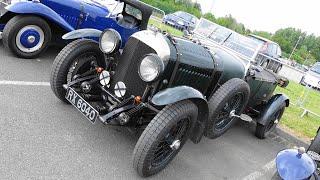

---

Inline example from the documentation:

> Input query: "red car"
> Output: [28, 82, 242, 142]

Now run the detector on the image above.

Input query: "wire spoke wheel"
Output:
[66, 52, 98, 84]
[214, 92, 244, 131]
[50, 39, 105, 103]
[255, 103, 286, 139]
[133, 101, 198, 177]
[151, 119, 190, 167]
[205, 78, 250, 139]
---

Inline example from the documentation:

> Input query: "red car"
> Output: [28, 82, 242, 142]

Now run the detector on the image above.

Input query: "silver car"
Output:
[300, 62, 320, 89]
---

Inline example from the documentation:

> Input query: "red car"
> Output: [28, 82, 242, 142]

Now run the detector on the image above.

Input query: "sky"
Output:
[197, 0, 320, 36]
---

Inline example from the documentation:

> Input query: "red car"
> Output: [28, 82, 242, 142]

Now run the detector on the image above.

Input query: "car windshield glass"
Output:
[193, 18, 262, 64]
[193, 19, 231, 43]
[125, 4, 142, 20]
[175, 11, 193, 21]
[222, 33, 262, 61]
[86, 0, 124, 17]
[311, 64, 320, 74]
[248, 36, 266, 44]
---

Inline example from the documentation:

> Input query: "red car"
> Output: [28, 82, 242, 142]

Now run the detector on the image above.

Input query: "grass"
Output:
[148, 18, 184, 37]
[275, 81, 320, 139]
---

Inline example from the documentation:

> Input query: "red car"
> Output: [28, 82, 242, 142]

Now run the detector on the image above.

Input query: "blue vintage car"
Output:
[0, 0, 153, 58]
[163, 11, 198, 32]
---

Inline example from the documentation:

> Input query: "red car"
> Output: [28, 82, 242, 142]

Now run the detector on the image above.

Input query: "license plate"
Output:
[65, 88, 98, 124]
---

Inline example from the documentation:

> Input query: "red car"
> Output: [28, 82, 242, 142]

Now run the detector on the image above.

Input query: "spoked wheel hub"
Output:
[67, 52, 99, 84]
[214, 92, 244, 131]
[151, 119, 189, 168]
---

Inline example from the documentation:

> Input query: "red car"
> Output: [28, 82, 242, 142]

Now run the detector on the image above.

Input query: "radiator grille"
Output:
[111, 37, 156, 98]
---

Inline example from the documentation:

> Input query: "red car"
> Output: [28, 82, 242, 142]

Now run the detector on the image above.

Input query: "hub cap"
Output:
[16, 25, 45, 53]
[215, 93, 244, 131]
[170, 140, 181, 150]
[151, 119, 189, 167]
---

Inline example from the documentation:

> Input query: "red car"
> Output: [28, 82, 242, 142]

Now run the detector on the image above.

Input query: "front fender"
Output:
[6, 1, 74, 31]
[257, 94, 289, 126]
[152, 86, 209, 144]
[62, 28, 102, 40]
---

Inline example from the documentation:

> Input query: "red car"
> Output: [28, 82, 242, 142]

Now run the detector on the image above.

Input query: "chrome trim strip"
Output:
[131, 30, 171, 62]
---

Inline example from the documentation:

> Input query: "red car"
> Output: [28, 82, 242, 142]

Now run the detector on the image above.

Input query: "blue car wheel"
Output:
[16, 25, 45, 53]
[3, 15, 51, 59]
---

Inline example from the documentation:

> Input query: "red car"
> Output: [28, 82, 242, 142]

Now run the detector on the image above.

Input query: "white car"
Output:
[300, 62, 320, 89]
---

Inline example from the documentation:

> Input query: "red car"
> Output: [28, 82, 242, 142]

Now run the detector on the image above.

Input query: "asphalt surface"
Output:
[0, 41, 294, 180]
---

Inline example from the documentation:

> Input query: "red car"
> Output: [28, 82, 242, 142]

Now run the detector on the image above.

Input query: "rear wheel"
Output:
[133, 100, 198, 177]
[255, 103, 286, 139]
[205, 78, 250, 139]
[3, 15, 51, 58]
[50, 39, 105, 103]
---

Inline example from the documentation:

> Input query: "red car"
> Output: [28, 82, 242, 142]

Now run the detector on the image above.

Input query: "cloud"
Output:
[198, 0, 320, 35]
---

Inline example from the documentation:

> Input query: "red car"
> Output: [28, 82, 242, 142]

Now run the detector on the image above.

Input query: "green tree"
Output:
[252, 31, 272, 39]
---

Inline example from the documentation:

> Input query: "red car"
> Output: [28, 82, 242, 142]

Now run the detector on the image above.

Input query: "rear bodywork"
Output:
[192, 18, 290, 124]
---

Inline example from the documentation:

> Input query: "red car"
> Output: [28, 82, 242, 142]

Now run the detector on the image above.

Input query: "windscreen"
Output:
[193, 18, 232, 44]
[311, 63, 320, 74]
[224, 33, 263, 60]
[193, 18, 262, 62]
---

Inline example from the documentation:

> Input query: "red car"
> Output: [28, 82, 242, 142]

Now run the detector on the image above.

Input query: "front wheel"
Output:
[50, 39, 105, 103]
[133, 100, 198, 177]
[255, 103, 286, 139]
[205, 78, 250, 139]
[3, 15, 51, 58]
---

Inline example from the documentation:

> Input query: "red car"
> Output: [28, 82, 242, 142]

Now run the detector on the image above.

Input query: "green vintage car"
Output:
[49, 22, 289, 176]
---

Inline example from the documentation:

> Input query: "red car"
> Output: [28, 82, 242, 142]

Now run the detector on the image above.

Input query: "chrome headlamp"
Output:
[99, 29, 121, 54]
[138, 54, 164, 83]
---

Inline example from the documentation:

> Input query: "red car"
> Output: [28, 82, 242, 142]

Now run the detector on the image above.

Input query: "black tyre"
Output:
[133, 100, 198, 177]
[308, 128, 320, 154]
[255, 103, 286, 139]
[3, 15, 51, 59]
[205, 78, 250, 139]
[50, 39, 105, 103]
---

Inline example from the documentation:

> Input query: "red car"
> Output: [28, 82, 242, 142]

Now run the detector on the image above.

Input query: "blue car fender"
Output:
[151, 86, 209, 144]
[256, 94, 289, 126]
[62, 28, 102, 40]
[6, 1, 74, 31]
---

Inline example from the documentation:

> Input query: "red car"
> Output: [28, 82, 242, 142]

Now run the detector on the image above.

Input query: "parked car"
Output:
[300, 62, 320, 89]
[248, 34, 283, 73]
[273, 127, 320, 180]
[0, 0, 153, 58]
[163, 11, 198, 32]
[49, 19, 290, 176]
